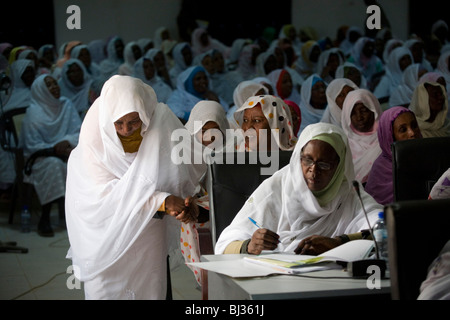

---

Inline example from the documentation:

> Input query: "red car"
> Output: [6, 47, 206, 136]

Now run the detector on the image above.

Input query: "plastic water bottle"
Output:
[21, 205, 31, 233]
[373, 211, 388, 262]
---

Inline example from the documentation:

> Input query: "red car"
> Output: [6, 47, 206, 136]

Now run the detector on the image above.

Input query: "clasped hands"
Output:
[164, 195, 199, 224]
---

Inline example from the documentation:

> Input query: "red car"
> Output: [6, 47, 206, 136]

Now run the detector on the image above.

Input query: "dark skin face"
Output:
[350, 102, 375, 132]
[131, 45, 142, 61]
[335, 85, 355, 109]
[201, 55, 215, 75]
[113, 112, 142, 137]
[279, 72, 293, 99]
[300, 140, 339, 192]
[143, 59, 155, 80]
[192, 71, 208, 94]
[181, 46, 193, 67]
[264, 54, 278, 74]
[247, 139, 340, 255]
[197, 121, 223, 148]
[344, 66, 362, 87]
[21, 66, 36, 87]
[362, 41, 375, 58]
[242, 104, 272, 151]
[77, 48, 91, 68]
[66, 63, 84, 87]
[115, 39, 124, 60]
[393, 112, 421, 141]
[44, 76, 60, 99]
[425, 83, 445, 122]
[398, 54, 412, 72]
[310, 81, 327, 109]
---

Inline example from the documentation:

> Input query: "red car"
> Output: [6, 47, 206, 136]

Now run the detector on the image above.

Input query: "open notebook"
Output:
[244, 239, 374, 274]
[188, 239, 375, 278]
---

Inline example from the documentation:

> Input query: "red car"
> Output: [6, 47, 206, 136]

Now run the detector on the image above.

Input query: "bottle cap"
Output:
[378, 211, 384, 219]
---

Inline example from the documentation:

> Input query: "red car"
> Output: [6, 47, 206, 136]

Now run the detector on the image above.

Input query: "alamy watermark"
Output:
[170, 123, 282, 176]
[66, 4, 382, 31]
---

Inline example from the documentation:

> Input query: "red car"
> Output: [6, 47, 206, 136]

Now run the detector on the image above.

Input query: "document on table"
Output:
[188, 240, 374, 278]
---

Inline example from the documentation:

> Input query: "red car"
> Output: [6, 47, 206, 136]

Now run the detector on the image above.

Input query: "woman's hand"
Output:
[164, 195, 198, 223]
[247, 229, 280, 255]
[294, 235, 342, 255]
[54, 140, 73, 158]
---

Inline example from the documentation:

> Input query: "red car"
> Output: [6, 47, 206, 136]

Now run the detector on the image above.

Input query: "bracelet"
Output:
[338, 234, 350, 244]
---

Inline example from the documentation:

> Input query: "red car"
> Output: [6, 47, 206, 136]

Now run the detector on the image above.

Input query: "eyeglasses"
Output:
[300, 156, 335, 171]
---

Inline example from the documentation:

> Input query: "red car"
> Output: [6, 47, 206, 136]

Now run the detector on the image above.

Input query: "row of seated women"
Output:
[59, 75, 449, 299]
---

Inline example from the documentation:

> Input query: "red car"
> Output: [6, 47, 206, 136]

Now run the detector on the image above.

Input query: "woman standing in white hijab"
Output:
[19, 74, 82, 237]
[65, 75, 205, 300]
[215, 122, 382, 254]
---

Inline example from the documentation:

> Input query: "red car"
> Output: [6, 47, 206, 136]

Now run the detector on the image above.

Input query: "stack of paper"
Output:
[188, 239, 374, 278]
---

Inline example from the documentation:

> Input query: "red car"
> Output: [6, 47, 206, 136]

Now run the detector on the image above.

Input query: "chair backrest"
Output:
[206, 151, 293, 247]
[392, 137, 450, 201]
[0, 107, 28, 152]
[385, 198, 450, 300]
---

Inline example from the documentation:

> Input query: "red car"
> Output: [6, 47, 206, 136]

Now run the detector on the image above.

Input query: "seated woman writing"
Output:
[215, 122, 383, 255]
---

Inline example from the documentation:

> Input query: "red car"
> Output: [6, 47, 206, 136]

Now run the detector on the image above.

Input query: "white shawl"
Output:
[65, 75, 205, 281]
[58, 58, 93, 115]
[298, 74, 327, 134]
[341, 89, 382, 183]
[321, 78, 359, 128]
[215, 122, 382, 254]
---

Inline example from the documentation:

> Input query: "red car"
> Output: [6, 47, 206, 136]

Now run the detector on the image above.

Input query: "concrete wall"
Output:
[291, 0, 409, 40]
[53, 0, 409, 49]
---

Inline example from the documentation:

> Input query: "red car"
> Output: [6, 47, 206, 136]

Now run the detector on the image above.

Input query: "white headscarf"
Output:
[166, 66, 210, 120]
[298, 74, 327, 134]
[388, 63, 421, 107]
[19, 74, 81, 158]
[65, 75, 205, 281]
[58, 58, 93, 114]
[436, 50, 450, 92]
[233, 94, 297, 151]
[169, 42, 192, 86]
[185, 100, 231, 154]
[133, 57, 173, 103]
[341, 89, 382, 183]
[409, 82, 450, 138]
[3, 59, 34, 112]
[118, 41, 141, 76]
[215, 122, 382, 254]
[321, 78, 359, 127]
[384, 46, 413, 88]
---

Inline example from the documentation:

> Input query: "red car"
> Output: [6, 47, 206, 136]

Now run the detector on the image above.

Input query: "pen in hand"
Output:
[248, 217, 281, 243]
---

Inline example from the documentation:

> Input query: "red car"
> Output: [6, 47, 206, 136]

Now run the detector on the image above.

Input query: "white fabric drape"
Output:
[215, 122, 382, 254]
[65, 75, 205, 299]
[341, 89, 382, 184]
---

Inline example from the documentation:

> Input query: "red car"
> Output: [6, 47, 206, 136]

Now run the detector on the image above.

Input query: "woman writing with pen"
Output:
[215, 122, 383, 255]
